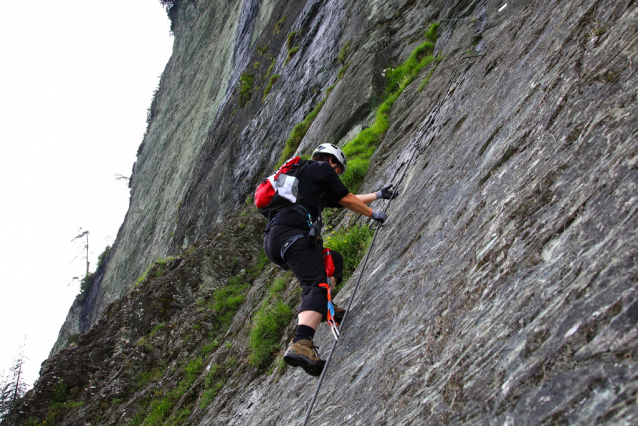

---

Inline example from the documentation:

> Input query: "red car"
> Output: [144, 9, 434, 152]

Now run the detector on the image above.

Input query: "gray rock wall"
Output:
[52, 0, 294, 351]
[91, 0, 245, 322]
[40, 0, 638, 424]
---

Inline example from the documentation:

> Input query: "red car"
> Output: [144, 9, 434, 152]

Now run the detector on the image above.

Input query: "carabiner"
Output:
[327, 319, 340, 340]
[369, 220, 384, 230]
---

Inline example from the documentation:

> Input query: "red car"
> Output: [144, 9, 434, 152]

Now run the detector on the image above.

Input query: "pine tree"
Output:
[0, 344, 28, 424]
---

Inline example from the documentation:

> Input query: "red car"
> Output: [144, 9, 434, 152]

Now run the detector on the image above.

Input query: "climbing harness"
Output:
[275, 233, 305, 271]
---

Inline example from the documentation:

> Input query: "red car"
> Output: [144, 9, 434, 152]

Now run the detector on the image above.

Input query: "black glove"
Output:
[371, 210, 387, 223]
[376, 184, 399, 200]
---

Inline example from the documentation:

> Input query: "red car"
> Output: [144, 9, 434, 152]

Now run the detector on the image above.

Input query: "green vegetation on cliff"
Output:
[340, 23, 440, 192]
[275, 23, 440, 191]
[248, 277, 295, 367]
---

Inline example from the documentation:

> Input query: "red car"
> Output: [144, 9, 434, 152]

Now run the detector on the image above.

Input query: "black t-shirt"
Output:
[271, 161, 350, 228]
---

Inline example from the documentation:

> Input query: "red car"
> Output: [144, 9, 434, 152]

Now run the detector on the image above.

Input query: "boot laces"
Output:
[311, 344, 321, 358]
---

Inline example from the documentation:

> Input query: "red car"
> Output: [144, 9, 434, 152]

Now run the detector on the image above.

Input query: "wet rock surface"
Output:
[33, 0, 638, 425]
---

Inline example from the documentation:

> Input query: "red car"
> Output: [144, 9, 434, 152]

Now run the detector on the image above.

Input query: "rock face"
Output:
[26, 0, 638, 425]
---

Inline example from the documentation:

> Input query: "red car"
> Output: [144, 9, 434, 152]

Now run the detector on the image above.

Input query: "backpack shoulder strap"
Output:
[293, 159, 312, 175]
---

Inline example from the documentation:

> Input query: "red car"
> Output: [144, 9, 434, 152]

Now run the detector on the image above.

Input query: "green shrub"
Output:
[384, 41, 435, 95]
[337, 62, 351, 80]
[149, 323, 165, 337]
[66, 333, 80, 345]
[129, 410, 145, 426]
[204, 364, 220, 388]
[255, 251, 269, 273]
[137, 369, 161, 388]
[156, 256, 175, 265]
[338, 40, 351, 64]
[199, 381, 225, 408]
[285, 47, 300, 66]
[200, 363, 227, 408]
[52, 379, 67, 403]
[266, 58, 276, 76]
[286, 31, 297, 50]
[134, 263, 154, 287]
[201, 340, 219, 355]
[339, 157, 370, 192]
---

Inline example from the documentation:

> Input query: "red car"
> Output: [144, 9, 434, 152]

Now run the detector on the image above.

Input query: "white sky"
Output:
[0, 1, 173, 388]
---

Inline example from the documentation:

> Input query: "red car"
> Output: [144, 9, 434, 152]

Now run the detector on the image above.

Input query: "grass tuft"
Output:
[338, 22, 440, 192]
[212, 283, 249, 327]
[249, 301, 293, 367]
[248, 276, 293, 367]
[323, 224, 374, 286]
[263, 74, 280, 100]
[239, 72, 254, 107]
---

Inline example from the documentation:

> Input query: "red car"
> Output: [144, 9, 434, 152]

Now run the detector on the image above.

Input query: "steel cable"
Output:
[302, 50, 484, 426]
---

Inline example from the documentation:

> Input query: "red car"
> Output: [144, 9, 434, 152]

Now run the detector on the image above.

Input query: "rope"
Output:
[302, 48, 485, 426]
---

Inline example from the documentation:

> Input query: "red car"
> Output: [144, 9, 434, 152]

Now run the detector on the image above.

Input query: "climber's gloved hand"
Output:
[370, 210, 387, 223]
[375, 184, 399, 200]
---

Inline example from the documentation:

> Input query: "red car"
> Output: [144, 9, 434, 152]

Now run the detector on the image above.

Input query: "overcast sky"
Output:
[0, 1, 173, 388]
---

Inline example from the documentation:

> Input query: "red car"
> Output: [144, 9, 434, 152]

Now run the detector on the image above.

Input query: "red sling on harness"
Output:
[320, 248, 339, 340]
[322, 248, 335, 277]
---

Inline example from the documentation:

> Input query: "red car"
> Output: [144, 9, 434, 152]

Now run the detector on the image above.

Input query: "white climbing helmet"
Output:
[311, 143, 347, 174]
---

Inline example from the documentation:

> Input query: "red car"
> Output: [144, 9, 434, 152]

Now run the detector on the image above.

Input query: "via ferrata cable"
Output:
[303, 50, 485, 426]
[303, 181, 404, 426]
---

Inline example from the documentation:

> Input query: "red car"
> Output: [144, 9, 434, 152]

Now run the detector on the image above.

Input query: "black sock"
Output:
[293, 324, 316, 343]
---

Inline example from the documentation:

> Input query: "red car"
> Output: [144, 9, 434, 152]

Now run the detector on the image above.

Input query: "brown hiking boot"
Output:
[283, 339, 325, 376]
[321, 305, 345, 323]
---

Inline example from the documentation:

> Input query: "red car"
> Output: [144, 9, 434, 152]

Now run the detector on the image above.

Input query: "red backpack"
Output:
[255, 157, 311, 220]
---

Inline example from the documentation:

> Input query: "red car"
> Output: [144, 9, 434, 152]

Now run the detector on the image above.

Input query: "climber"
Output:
[262, 143, 399, 376]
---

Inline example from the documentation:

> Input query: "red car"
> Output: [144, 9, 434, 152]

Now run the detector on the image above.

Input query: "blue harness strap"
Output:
[277, 234, 305, 271]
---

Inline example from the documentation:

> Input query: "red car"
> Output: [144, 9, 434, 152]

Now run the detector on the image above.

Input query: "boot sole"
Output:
[283, 351, 325, 377]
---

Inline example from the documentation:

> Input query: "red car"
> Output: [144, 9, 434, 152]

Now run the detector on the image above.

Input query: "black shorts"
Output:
[264, 224, 343, 314]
